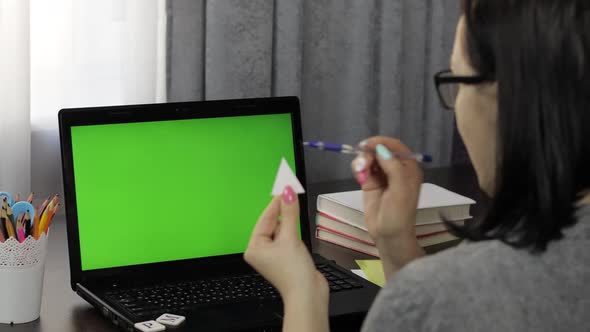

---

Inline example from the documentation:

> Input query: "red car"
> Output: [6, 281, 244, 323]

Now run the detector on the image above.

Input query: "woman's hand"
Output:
[244, 186, 329, 332]
[351, 137, 425, 278]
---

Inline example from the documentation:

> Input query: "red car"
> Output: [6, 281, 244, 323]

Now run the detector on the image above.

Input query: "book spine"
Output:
[316, 225, 375, 246]
[317, 213, 451, 240]
[318, 224, 450, 243]
[315, 229, 379, 257]
[416, 230, 449, 239]
[317, 225, 456, 252]
[317, 211, 368, 231]
[316, 195, 365, 228]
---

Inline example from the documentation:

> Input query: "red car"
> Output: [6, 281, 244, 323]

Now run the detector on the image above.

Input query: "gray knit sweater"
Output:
[361, 205, 590, 331]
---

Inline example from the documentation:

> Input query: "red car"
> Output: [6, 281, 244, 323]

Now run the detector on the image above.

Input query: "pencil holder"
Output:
[0, 233, 48, 324]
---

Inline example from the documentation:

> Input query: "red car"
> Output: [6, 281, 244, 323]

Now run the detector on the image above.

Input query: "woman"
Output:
[245, 0, 590, 330]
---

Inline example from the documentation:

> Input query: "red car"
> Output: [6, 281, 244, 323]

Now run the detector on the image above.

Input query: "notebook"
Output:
[59, 97, 379, 332]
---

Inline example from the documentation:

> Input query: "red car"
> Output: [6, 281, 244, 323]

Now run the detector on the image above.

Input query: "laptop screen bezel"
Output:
[58, 97, 311, 289]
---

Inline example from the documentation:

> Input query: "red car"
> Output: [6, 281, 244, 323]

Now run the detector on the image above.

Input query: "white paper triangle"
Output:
[271, 158, 306, 195]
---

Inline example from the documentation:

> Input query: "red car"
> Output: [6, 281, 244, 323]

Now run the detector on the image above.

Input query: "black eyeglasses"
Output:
[434, 69, 490, 110]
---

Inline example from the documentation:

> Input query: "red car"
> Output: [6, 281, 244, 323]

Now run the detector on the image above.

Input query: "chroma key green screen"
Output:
[70, 113, 297, 271]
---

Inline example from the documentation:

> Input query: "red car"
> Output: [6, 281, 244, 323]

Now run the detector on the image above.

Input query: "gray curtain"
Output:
[167, 0, 460, 182]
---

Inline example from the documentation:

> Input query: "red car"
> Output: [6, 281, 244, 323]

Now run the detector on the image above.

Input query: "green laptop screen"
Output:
[71, 113, 297, 271]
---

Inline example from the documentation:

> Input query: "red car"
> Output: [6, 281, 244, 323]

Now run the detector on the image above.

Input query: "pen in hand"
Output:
[303, 141, 433, 163]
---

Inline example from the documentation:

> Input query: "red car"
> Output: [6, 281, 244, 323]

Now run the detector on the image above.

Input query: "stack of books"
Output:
[315, 183, 475, 257]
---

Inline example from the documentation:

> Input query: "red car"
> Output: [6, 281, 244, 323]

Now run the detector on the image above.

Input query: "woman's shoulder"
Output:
[410, 238, 526, 279]
[402, 213, 590, 285]
[382, 239, 520, 300]
[361, 240, 511, 331]
[362, 234, 589, 331]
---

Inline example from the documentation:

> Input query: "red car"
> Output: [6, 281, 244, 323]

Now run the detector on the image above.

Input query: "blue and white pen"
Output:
[303, 141, 433, 163]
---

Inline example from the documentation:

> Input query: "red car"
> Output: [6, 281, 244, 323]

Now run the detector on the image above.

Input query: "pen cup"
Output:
[0, 233, 49, 324]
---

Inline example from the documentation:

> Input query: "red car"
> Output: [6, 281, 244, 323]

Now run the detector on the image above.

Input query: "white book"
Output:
[317, 183, 475, 230]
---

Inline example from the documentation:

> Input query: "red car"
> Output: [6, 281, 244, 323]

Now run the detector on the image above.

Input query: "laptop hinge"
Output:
[77, 283, 136, 331]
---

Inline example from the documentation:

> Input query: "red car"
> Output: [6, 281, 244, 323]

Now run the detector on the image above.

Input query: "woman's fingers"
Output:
[277, 186, 300, 241]
[357, 136, 422, 186]
[352, 152, 386, 191]
[352, 151, 385, 239]
[247, 185, 302, 246]
[249, 196, 281, 246]
[374, 143, 414, 179]
[352, 137, 424, 238]
[352, 136, 416, 205]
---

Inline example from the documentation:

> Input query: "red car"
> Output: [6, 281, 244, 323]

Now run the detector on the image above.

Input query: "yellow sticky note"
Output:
[355, 259, 385, 287]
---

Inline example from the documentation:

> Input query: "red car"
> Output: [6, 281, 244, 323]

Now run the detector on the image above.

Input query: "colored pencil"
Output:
[32, 214, 40, 239]
[43, 204, 59, 234]
[0, 212, 7, 240]
[23, 211, 31, 238]
[6, 204, 14, 224]
[37, 196, 51, 220]
[38, 209, 50, 236]
[2, 210, 15, 238]
[16, 217, 25, 242]
[26, 192, 34, 203]
[47, 194, 58, 212]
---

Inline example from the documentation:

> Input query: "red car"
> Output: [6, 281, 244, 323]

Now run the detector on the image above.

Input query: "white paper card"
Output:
[351, 269, 367, 280]
[134, 320, 166, 332]
[271, 158, 305, 195]
[156, 313, 186, 327]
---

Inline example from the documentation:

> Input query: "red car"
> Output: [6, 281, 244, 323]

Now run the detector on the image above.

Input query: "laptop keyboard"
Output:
[316, 264, 364, 292]
[105, 264, 363, 317]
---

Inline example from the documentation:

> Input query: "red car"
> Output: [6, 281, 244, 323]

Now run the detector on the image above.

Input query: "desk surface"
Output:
[0, 165, 485, 332]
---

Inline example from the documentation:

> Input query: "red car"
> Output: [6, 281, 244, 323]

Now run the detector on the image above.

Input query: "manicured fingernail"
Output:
[355, 171, 368, 186]
[353, 156, 367, 172]
[282, 185, 296, 204]
[376, 144, 392, 160]
[359, 139, 369, 148]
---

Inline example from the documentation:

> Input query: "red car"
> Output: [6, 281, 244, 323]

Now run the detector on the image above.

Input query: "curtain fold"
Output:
[166, 0, 205, 101]
[170, 0, 461, 182]
[0, 0, 31, 195]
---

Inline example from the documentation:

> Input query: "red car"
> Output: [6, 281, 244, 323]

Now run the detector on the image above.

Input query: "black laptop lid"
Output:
[59, 97, 310, 289]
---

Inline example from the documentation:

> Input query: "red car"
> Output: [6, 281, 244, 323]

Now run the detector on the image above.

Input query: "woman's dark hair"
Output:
[448, 0, 590, 251]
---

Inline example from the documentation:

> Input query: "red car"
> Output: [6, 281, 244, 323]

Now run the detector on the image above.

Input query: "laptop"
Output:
[59, 97, 379, 331]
